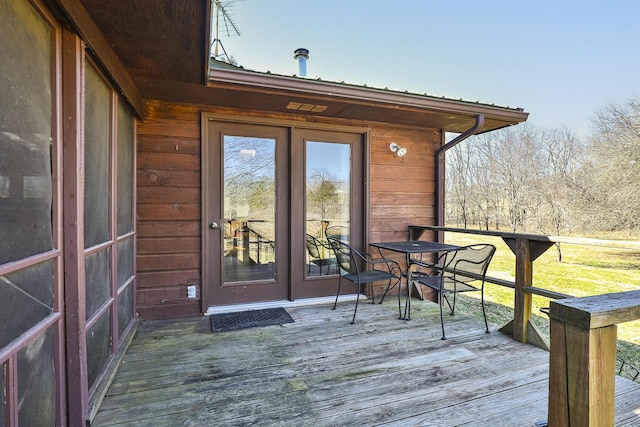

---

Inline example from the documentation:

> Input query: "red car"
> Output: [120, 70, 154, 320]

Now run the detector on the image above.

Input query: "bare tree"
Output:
[443, 100, 640, 238]
[446, 143, 472, 228]
[472, 133, 503, 230]
[536, 127, 584, 260]
[487, 124, 542, 232]
[446, 125, 542, 233]
[538, 127, 584, 235]
[576, 98, 640, 233]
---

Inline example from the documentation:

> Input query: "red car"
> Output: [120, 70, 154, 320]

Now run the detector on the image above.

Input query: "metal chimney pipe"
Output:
[293, 48, 309, 77]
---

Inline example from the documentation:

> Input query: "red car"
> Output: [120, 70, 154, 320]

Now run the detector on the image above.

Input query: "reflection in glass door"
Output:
[305, 141, 351, 277]
[223, 135, 276, 282]
[293, 129, 363, 300]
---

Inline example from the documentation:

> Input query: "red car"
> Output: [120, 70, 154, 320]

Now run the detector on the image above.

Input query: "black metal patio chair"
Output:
[306, 234, 337, 275]
[411, 244, 496, 340]
[328, 238, 401, 324]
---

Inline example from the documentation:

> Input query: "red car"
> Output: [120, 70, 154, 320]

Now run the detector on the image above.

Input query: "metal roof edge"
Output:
[207, 66, 528, 122]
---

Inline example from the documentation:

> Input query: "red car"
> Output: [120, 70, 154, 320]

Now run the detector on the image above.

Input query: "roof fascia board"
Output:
[209, 68, 529, 123]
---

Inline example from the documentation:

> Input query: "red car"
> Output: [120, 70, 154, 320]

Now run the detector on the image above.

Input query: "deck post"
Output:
[547, 290, 640, 426]
[500, 235, 554, 347]
[512, 237, 533, 343]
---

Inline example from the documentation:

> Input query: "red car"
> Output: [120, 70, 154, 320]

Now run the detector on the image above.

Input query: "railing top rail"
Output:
[550, 290, 640, 329]
[411, 225, 640, 250]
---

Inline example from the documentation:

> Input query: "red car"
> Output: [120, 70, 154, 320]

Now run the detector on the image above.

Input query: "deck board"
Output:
[92, 300, 640, 426]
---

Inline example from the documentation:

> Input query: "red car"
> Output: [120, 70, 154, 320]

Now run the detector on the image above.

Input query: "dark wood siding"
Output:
[369, 126, 440, 242]
[136, 103, 202, 319]
[136, 100, 441, 319]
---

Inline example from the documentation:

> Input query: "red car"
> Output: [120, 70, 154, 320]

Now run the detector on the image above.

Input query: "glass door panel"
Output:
[305, 141, 351, 277]
[223, 135, 276, 282]
[202, 121, 289, 307]
[291, 129, 364, 300]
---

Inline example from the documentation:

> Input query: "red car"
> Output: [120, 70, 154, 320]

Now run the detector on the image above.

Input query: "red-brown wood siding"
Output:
[369, 126, 440, 239]
[368, 126, 441, 279]
[136, 102, 202, 319]
[136, 100, 441, 320]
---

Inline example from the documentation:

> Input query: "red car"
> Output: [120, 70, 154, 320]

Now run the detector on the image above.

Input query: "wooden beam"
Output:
[53, 0, 145, 118]
[410, 225, 640, 251]
[511, 238, 533, 343]
[61, 28, 89, 425]
[503, 237, 555, 262]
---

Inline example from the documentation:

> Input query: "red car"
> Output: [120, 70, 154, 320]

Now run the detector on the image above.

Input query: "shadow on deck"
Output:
[92, 300, 640, 426]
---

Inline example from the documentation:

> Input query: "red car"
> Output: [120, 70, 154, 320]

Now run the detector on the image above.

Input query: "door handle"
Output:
[210, 222, 219, 229]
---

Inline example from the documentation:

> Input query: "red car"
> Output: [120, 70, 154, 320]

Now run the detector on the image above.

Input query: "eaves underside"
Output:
[207, 68, 529, 133]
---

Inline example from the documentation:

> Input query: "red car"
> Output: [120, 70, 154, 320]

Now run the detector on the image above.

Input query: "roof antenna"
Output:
[211, 0, 241, 63]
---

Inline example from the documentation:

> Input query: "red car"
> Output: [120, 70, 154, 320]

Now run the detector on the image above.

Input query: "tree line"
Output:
[445, 97, 640, 236]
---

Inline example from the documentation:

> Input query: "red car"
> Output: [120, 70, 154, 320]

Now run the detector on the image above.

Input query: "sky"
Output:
[214, 0, 640, 140]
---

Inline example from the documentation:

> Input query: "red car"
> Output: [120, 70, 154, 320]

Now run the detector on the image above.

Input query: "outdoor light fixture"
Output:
[389, 142, 408, 157]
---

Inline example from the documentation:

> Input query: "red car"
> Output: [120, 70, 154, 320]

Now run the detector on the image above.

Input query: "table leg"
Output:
[397, 272, 402, 319]
[376, 246, 404, 320]
[403, 253, 411, 320]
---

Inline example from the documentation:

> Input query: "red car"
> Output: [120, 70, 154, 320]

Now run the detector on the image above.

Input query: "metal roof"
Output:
[208, 58, 529, 133]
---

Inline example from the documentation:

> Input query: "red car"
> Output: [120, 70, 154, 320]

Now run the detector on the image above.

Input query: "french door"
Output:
[203, 122, 290, 305]
[291, 128, 364, 299]
[202, 117, 364, 307]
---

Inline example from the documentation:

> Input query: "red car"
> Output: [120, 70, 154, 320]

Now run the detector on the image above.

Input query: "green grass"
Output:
[441, 232, 640, 379]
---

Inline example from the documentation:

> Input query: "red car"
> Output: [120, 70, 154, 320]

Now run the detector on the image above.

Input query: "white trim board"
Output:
[205, 294, 363, 315]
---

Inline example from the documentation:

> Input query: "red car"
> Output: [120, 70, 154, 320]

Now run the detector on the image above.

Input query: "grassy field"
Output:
[440, 231, 640, 380]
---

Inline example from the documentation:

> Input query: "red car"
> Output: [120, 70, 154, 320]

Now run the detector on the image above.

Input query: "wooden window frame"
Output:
[0, 0, 65, 424]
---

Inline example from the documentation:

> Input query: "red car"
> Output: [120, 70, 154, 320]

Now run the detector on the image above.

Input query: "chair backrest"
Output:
[325, 226, 350, 241]
[442, 244, 496, 282]
[327, 238, 359, 275]
[306, 234, 322, 259]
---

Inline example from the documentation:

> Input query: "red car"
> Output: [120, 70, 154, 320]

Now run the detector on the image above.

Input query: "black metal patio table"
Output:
[370, 240, 462, 320]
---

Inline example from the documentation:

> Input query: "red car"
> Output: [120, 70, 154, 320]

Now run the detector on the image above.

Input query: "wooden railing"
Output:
[409, 226, 640, 426]
[548, 290, 640, 426]
[409, 225, 640, 348]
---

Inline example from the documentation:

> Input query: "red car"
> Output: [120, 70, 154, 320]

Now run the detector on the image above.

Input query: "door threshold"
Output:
[205, 294, 363, 316]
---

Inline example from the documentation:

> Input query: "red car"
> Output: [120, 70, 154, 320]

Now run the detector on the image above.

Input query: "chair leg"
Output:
[443, 294, 454, 315]
[450, 290, 457, 315]
[378, 277, 397, 304]
[351, 283, 360, 324]
[370, 282, 376, 304]
[333, 277, 342, 310]
[481, 287, 490, 334]
[438, 291, 446, 340]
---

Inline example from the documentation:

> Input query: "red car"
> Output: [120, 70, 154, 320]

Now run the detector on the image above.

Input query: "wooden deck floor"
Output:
[92, 299, 640, 426]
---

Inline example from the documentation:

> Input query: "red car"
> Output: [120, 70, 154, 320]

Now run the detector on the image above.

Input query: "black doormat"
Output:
[210, 307, 294, 332]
